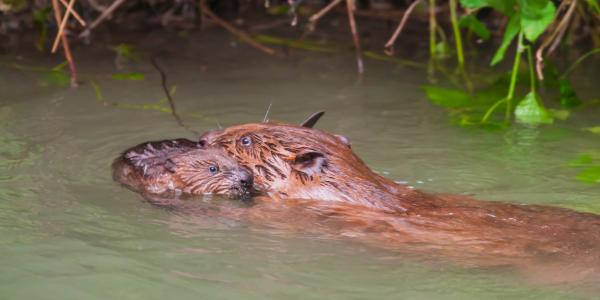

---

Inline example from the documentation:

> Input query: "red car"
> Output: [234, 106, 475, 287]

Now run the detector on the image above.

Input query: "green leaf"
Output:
[576, 166, 600, 184]
[585, 126, 600, 134]
[435, 41, 452, 58]
[110, 43, 139, 61]
[33, 5, 52, 24]
[514, 91, 554, 124]
[519, 0, 556, 42]
[585, 0, 600, 15]
[558, 78, 582, 108]
[491, 13, 520, 66]
[549, 109, 569, 120]
[423, 86, 473, 108]
[39, 70, 70, 87]
[266, 5, 290, 16]
[363, 51, 426, 68]
[254, 35, 336, 53]
[459, 15, 491, 40]
[569, 154, 594, 167]
[112, 72, 145, 81]
[460, 0, 516, 15]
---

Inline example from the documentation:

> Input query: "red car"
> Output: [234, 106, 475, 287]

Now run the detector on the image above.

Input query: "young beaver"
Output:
[198, 123, 413, 211]
[112, 138, 253, 198]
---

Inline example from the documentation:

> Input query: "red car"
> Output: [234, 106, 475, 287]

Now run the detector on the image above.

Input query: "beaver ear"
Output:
[300, 111, 325, 128]
[292, 151, 327, 176]
[334, 134, 351, 148]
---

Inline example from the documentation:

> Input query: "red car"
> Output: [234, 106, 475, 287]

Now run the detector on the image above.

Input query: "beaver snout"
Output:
[236, 167, 254, 191]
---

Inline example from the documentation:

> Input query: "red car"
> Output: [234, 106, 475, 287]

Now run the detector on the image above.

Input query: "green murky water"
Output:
[1, 34, 599, 299]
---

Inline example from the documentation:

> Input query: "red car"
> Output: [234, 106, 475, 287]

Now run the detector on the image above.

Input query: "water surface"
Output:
[1, 32, 599, 299]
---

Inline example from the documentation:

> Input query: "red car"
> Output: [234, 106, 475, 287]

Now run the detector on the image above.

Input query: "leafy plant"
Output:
[568, 153, 600, 184]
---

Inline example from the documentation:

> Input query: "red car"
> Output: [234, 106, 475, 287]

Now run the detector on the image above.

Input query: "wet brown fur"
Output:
[196, 122, 600, 285]
[200, 123, 414, 211]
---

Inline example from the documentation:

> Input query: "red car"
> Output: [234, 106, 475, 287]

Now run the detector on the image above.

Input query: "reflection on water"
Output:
[0, 35, 599, 299]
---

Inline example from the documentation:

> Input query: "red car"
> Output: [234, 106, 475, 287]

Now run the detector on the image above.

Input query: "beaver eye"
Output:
[208, 165, 219, 175]
[240, 136, 252, 146]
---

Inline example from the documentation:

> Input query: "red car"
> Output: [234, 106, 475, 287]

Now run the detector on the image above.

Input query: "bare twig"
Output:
[52, 0, 76, 53]
[309, 0, 343, 24]
[535, 0, 577, 80]
[59, 0, 86, 26]
[384, 0, 423, 56]
[151, 55, 199, 135]
[346, 0, 363, 75]
[199, 0, 276, 56]
[548, 0, 578, 54]
[78, 0, 127, 38]
[51, 0, 78, 87]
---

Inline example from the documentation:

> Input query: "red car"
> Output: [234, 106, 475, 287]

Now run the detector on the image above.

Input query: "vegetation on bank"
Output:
[1, 0, 599, 183]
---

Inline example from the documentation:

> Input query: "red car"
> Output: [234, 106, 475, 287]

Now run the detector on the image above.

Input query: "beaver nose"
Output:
[238, 167, 253, 190]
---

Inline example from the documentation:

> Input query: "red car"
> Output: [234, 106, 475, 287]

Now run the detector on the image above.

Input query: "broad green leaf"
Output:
[459, 0, 516, 15]
[39, 70, 70, 87]
[459, 15, 491, 40]
[519, 0, 556, 42]
[558, 78, 582, 108]
[576, 166, 600, 184]
[459, 0, 487, 7]
[585, 126, 600, 134]
[585, 0, 600, 14]
[490, 13, 520, 66]
[435, 41, 452, 58]
[112, 72, 145, 81]
[514, 91, 554, 124]
[568, 154, 594, 167]
[549, 109, 569, 120]
[254, 35, 336, 53]
[363, 51, 425, 68]
[423, 86, 473, 108]
[110, 43, 139, 61]
[266, 5, 289, 15]
[33, 5, 52, 24]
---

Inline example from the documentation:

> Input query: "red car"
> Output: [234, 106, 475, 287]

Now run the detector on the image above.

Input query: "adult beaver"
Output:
[196, 119, 600, 284]
[112, 138, 253, 198]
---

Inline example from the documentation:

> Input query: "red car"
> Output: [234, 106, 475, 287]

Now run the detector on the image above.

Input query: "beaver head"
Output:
[113, 139, 253, 199]
[198, 123, 413, 211]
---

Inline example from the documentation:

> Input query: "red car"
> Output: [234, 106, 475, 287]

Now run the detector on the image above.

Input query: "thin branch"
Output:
[51, 0, 78, 87]
[384, 0, 423, 56]
[535, 0, 577, 80]
[151, 55, 199, 135]
[346, 0, 364, 75]
[78, 0, 127, 38]
[59, 0, 86, 26]
[548, 0, 578, 54]
[309, 0, 343, 24]
[52, 0, 76, 53]
[199, 0, 276, 56]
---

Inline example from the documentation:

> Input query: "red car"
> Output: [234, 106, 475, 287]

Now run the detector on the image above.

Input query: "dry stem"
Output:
[535, 0, 577, 80]
[51, 0, 78, 87]
[384, 0, 423, 56]
[52, 0, 76, 53]
[78, 0, 127, 38]
[346, 0, 364, 75]
[59, 0, 86, 26]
